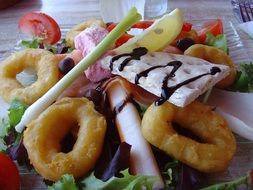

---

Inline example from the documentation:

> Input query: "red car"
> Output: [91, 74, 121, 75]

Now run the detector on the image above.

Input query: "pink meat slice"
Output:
[74, 26, 112, 82]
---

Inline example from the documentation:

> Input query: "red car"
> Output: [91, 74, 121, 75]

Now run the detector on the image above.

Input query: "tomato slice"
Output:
[106, 21, 154, 47]
[106, 21, 154, 32]
[131, 21, 154, 29]
[0, 154, 20, 190]
[115, 33, 133, 47]
[106, 23, 117, 32]
[197, 19, 223, 43]
[182, 22, 192, 32]
[18, 12, 61, 44]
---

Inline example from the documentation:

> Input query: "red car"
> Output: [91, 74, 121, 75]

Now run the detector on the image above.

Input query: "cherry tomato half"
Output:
[197, 19, 223, 43]
[18, 12, 61, 44]
[0, 154, 20, 190]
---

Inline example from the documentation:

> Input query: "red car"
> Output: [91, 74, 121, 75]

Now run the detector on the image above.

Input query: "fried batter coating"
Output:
[23, 97, 107, 181]
[184, 44, 236, 88]
[0, 49, 59, 105]
[141, 101, 236, 173]
[66, 19, 106, 48]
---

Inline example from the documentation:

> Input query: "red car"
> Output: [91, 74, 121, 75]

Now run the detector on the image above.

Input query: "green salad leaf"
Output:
[200, 169, 253, 190]
[80, 169, 158, 190]
[231, 62, 253, 92]
[0, 99, 28, 152]
[19, 37, 41, 49]
[205, 32, 228, 54]
[0, 138, 7, 152]
[9, 99, 28, 127]
[162, 159, 179, 189]
[49, 169, 158, 190]
[48, 174, 79, 190]
[18, 37, 58, 53]
[0, 118, 10, 152]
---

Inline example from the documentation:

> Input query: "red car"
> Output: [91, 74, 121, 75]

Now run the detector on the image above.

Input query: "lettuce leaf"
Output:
[0, 118, 10, 152]
[9, 99, 28, 127]
[19, 37, 41, 49]
[205, 32, 228, 54]
[0, 138, 7, 152]
[162, 159, 179, 189]
[48, 174, 79, 190]
[80, 169, 158, 190]
[49, 169, 158, 190]
[231, 62, 253, 92]
[0, 99, 28, 152]
[0, 117, 10, 138]
[200, 169, 253, 190]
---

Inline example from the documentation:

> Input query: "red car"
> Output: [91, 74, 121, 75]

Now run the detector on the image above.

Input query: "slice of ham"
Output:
[74, 26, 112, 82]
[106, 79, 164, 189]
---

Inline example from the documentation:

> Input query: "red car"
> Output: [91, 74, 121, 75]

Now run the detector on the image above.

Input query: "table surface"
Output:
[0, 0, 252, 189]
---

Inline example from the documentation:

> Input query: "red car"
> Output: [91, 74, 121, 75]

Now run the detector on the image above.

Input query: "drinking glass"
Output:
[144, 0, 168, 19]
[99, 0, 168, 22]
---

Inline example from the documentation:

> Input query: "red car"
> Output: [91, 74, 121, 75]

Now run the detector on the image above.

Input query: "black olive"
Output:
[176, 38, 195, 52]
[58, 57, 75, 75]
[56, 43, 69, 54]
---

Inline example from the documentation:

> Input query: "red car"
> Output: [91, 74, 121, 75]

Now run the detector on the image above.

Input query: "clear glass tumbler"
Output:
[144, 0, 168, 19]
[99, 0, 168, 22]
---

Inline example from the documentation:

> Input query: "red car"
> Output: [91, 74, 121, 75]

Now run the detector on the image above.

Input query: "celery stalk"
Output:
[15, 7, 142, 132]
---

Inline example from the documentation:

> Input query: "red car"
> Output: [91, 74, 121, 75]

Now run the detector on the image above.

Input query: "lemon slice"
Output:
[114, 8, 184, 54]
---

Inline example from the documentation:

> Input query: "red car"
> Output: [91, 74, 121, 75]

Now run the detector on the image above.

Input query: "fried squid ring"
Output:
[184, 44, 237, 88]
[23, 97, 107, 181]
[0, 49, 59, 105]
[66, 19, 106, 48]
[141, 101, 236, 173]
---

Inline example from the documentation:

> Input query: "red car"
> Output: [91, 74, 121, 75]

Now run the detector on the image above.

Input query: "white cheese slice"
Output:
[101, 52, 230, 107]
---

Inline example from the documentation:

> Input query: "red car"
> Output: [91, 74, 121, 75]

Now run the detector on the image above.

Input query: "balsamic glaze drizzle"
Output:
[110, 47, 221, 106]
[135, 61, 182, 84]
[113, 94, 140, 116]
[110, 47, 148, 71]
[155, 66, 221, 106]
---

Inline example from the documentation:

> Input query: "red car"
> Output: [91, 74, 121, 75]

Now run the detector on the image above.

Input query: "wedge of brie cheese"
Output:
[101, 49, 230, 107]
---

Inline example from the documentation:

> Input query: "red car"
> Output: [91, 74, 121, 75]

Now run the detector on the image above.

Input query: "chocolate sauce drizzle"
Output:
[110, 47, 221, 106]
[110, 47, 148, 71]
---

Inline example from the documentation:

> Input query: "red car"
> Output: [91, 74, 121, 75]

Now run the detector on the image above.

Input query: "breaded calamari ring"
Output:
[66, 19, 106, 48]
[141, 101, 236, 173]
[23, 97, 107, 181]
[184, 44, 237, 88]
[0, 49, 59, 105]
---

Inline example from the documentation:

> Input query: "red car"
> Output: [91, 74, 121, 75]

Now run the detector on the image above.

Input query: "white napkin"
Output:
[99, 0, 145, 23]
[237, 21, 253, 38]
